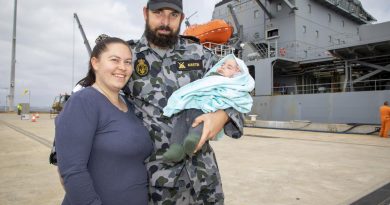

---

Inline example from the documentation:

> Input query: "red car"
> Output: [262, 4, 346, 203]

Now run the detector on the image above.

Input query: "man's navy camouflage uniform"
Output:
[127, 35, 244, 205]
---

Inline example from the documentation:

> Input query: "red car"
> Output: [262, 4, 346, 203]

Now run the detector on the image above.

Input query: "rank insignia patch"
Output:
[135, 58, 149, 77]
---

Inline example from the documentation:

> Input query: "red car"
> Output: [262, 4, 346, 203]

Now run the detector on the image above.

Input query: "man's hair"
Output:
[385, 101, 389, 105]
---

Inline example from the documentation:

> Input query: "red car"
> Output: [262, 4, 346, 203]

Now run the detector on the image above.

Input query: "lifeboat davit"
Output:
[183, 19, 233, 44]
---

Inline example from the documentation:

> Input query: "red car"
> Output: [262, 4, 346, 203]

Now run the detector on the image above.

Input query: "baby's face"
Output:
[217, 59, 241, 78]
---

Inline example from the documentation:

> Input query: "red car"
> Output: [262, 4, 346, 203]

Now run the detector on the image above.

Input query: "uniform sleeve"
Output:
[55, 93, 102, 205]
[224, 108, 244, 139]
[202, 48, 244, 139]
[203, 48, 220, 73]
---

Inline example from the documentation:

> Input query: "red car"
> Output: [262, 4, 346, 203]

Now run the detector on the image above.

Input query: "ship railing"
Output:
[245, 39, 336, 61]
[273, 78, 390, 95]
[248, 41, 268, 58]
[202, 42, 235, 58]
[246, 35, 361, 62]
[323, 0, 370, 22]
[244, 39, 278, 61]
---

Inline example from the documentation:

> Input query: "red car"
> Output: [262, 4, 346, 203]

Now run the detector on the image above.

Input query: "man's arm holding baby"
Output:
[192, 109, 244, 152]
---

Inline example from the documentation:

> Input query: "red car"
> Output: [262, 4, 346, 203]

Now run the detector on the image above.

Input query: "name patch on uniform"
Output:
[176, 60, 203, 71]
[135, 58, 149, 77]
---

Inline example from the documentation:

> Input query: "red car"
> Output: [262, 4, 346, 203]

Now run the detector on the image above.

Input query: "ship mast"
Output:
[8, 0, 17, 112]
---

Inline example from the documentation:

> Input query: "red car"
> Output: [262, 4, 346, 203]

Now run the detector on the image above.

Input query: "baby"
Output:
[215, 58, 241, 77]
[162, 54, 254, 162]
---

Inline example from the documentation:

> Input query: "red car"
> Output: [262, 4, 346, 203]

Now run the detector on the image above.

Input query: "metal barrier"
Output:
[273, 78, 390, 95]
[202, 42, 235, 58]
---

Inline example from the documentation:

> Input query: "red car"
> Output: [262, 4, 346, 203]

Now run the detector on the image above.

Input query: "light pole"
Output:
[8, 0, 18, 112]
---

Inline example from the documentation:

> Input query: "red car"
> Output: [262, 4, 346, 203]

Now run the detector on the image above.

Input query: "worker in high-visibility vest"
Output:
[379, 101, 390, 138]
[17, 104, 22, 115]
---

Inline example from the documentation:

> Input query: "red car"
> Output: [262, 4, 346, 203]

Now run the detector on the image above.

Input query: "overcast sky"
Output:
[0, 0, 389, 108]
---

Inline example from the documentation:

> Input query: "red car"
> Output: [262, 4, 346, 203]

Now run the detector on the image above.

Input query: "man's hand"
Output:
[192, 110, 229, 152]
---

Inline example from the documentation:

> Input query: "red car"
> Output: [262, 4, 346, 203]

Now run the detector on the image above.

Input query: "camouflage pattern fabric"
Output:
[127, 35, 244, 204]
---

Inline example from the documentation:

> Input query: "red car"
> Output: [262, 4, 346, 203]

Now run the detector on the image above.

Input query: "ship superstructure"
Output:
[208, 0, 390, 124]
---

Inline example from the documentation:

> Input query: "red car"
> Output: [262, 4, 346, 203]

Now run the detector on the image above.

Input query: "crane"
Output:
[185, 11, 198, 27]
[50, 13, 91, 117]
[73, 13, 92, 55]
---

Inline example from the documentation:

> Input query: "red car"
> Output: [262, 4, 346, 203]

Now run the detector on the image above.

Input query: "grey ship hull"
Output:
[252, 90, 388, 124]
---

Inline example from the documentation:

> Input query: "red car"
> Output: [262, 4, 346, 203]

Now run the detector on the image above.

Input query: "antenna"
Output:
[185, 11, 198, 27]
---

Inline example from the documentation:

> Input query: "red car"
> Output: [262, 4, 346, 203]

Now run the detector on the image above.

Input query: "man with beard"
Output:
[126, 0, 244, 204]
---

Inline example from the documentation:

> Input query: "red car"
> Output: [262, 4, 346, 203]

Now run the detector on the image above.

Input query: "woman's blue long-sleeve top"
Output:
[56, 87, 153, 205]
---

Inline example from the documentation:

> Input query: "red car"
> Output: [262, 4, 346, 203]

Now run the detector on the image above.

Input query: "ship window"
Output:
[356, 27, 360, 34]
[303, 25, 306, 33]
[328, 13, 332, 22]
[308, 4, 311, 13]
[329, 35, 332, 42]
[277, 3, 282, 12]
[316, 30, 319, 38]
[266, 28, 279, 39]
[254, 10, 260, 18]
[342, 20, 345, 27]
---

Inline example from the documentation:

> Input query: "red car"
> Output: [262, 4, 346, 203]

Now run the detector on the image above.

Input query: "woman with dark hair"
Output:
[55, 36, 153, 205]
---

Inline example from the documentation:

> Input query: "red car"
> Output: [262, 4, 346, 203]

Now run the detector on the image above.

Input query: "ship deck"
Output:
[1, 113, 390, 204]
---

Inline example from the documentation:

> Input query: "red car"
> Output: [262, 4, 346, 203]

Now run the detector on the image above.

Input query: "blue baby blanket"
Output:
[163, 54, 255, 117]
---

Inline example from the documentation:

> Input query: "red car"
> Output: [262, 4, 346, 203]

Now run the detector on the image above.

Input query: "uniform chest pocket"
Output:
[142, 83, 164, 103]
[176, 70, 204, 88]
[131, 78, 163, 99]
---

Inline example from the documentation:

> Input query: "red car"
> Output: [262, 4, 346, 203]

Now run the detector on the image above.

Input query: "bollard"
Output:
[249, 115, 257, 121]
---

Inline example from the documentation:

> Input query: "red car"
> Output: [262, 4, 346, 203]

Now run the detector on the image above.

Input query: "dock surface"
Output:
[1, 113, 390, 205]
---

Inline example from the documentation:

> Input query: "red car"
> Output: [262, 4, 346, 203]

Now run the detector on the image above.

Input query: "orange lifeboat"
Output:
[183, 19, 233, 44]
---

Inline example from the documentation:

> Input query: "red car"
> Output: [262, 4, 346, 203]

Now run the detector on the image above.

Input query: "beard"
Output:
[144, 19, 181, 48]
